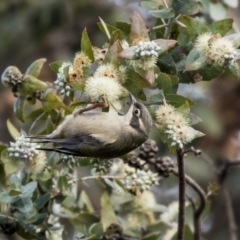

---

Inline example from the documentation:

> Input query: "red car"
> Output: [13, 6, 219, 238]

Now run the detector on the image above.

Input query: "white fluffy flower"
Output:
[155, 103, 203, 148]
[195, 33, 237, 67]
[194, 32, 212, 53]
[85, 76, 122, 103]
[94, 63, 119, 80]
[207, 37, 237, 67]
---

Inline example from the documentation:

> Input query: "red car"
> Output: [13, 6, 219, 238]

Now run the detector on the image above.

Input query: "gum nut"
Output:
[1, 66, 22, 88]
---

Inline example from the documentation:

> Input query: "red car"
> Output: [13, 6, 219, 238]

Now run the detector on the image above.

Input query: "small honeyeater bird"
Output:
[30, 94, 152, 158]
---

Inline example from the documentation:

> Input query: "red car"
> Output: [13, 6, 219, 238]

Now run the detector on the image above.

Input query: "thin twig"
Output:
[69, 175, 125, 184]
[176, 148, 185, 240]
[222, 184, 238, 240]
[173, 169, 206, 240]
[164, 19, 175, 39]
[162, 0, 169, 8]
[152, 24, 168, 30]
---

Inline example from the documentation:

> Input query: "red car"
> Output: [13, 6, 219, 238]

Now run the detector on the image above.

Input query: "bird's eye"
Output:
[134, 108, 141, 116]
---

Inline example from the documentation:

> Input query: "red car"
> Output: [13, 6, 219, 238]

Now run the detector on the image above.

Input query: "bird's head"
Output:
[127, 93, 153, 138]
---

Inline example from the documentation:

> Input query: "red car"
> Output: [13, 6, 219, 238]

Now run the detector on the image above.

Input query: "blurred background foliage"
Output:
[1, 0, 240, 240]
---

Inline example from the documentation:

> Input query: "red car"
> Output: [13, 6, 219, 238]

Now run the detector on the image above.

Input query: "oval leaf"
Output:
[26, 58, 46, 77]
[7, 119, 20, 139]
[14, 96, 26, 122]
[81, 28, 94, 62]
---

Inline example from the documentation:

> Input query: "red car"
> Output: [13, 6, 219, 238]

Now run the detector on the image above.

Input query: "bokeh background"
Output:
[1, 0, 240, 239]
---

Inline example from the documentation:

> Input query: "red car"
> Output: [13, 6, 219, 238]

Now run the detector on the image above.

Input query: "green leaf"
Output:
[13, 197, 33, 213]
[35, 170, 52, 181]
[0, 161, 6, 187]
[10, 174, 22, 190]
[1, 149, 18, 174]
[104, 40, 122, 65]
[123, 69, 150, 101]
[177, 101, 190, 118]
[209, 18, 233, 36]
[158, 53, 177, 74]
[25, 108, 44, 121]
[100, 192, 118, 230]
[81, 29, 94, 62]
[169, 75, 179, 85]
[145, 92, 164, 105]
[140, 1, 158, 10]
[19, 75, 48, 96]
[225, 62, 239, 79]
[155, 73, 172, 93]
[89, 223, 104, 238]
[9, 190, 22, 196]
[149, 9, 175, 19]
[71, 213, 99, 234]
[98, 20, 118, 39]
[142, 232, 160, 240]
[29, 112, 49, 135]
[185, 48, 206, 71]
[14, 96, 26, 122]
[35, 192, 51, 210]
[109, 30, 125, 46]
[41, 89, 67, 112]
[198, 65, 223, 80]
[57, 175, 68, 191]
[32, 213, 48, 225]
[62, 195, 76, 208]
[7, 119, 20, 139]
[25, 58, 46, 78]
[49, 61, 64, 73]
[45, 116, 55, 133]
[172, 0, 202, 15]
[165, 94, 195, 108]
[79, 191, 94, 213]
[172, 225, 193, 240]
[115, 21, 131, 35]
[179, 16, 209, 38]
[22, 181, 37, 198]
[16, 222, 37, 239]
[0, 192, 19, 203]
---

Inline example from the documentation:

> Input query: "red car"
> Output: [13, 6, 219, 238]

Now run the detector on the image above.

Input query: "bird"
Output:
[30, 94, 152, 159]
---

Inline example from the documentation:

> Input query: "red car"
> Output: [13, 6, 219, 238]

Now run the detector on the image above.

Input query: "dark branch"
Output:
[176, 148, 185, 240]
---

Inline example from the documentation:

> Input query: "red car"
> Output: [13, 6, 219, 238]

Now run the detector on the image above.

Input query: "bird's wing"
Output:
[35, 134, 107, 157]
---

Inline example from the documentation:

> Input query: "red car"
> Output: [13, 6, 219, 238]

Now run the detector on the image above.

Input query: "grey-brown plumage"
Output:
[31, 95, 152, 158]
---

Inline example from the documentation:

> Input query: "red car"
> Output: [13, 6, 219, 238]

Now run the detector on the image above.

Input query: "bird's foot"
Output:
[73, 102, 108, 117]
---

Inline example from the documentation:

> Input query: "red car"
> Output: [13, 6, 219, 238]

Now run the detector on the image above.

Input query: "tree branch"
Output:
[173, 169, 206, 240]
[176, 148, 185, 240]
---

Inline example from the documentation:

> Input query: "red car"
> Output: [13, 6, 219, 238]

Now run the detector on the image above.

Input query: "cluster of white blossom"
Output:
[54, 62, 72, 96]
[135, 41, 161, 58]
[8, 135, 40, 161]
[155, 104, 203, 148]
[195, 33, 237, 67]
[8, 135, 46, 173]
[124, 166, 159, 192]
[61, 154, 79, 168]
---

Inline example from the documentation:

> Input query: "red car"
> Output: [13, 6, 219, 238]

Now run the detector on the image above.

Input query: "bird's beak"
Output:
[129, 93, 137, 104]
